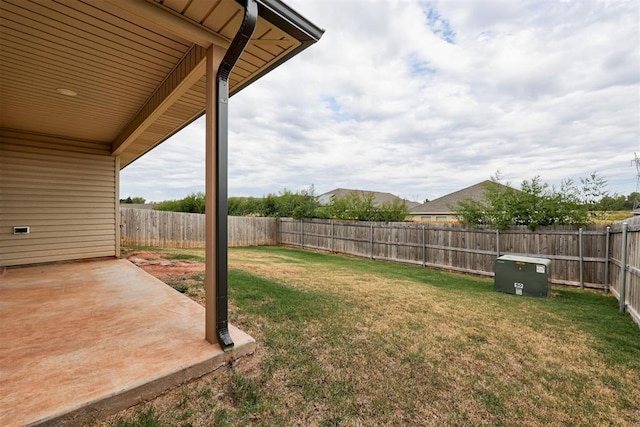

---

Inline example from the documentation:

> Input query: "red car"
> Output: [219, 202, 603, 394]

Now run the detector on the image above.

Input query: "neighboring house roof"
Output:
[317, 188, 419, 208]
[0, 0, 323, 168]
[410, 180, 506, 214]
[404, 200, 422, 209]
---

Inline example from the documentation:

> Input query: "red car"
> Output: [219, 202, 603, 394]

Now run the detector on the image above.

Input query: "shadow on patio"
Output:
[0, 259, 255, 426]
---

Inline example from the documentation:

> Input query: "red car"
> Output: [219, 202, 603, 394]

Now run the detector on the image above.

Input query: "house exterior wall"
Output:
[0, 129, 118, 267]
[408, 213, 460, 223]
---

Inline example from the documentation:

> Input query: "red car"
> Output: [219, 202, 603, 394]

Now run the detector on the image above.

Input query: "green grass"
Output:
[110, 245, 640, 426]
[122, 245, 206, 262]
[109, 407, 162, 427]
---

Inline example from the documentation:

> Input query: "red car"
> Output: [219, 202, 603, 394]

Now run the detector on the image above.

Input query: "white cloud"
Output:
[121, 0, 640, 203]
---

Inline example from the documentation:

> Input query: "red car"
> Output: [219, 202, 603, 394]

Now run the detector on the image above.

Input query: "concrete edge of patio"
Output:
[37, 327, 256, 427]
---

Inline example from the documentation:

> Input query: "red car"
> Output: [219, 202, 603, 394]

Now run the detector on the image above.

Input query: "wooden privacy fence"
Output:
[279, 217, 640, 326]
[279, 218, 613, 288]
[120, 208, 277, 248]
[609, 217, 640, 326]
[120, 208, 639, 326]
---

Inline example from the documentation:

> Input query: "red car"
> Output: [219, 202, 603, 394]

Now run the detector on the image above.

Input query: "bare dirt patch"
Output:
[126, 250, 204, 282]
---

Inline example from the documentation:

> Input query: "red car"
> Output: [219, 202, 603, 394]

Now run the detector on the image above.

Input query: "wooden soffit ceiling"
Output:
[0, 0, 323, 168]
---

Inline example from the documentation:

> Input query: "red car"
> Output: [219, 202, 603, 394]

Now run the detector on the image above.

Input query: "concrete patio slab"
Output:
[0, 259, 255, 426]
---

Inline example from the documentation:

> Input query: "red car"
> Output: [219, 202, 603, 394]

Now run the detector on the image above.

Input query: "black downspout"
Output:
[216, 0, 258, 350]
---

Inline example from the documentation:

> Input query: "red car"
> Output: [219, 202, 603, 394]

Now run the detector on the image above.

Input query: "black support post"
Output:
[215, 0, 258, 350]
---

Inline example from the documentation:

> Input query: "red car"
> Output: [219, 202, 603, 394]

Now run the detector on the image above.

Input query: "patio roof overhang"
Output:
[0, 0, 323, 167]
[0, 0, 323, 349]
[2, 3, 321, 418]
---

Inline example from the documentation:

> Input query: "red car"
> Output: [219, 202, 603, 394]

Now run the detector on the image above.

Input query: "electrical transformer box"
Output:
[494, 255, 551, 297]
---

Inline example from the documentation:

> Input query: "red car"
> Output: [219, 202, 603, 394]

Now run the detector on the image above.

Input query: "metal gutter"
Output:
[229, 0, 325, 96]
[214, 0, 259, 350]
[254, 0, 325, 42]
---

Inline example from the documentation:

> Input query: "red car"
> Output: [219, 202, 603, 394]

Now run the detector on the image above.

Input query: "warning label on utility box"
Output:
[536, 265, 546, 274]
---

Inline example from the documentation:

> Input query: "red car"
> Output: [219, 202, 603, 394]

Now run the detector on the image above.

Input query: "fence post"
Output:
[578, 227, 584, 289]
[422, 225, 426, 268]
[604, 226, 610, 293]
[330, 220, 334, 253]
[301, 219, 304, 249]
[276, 218, 281, 245]
[496, 229, 500, 257]
[619, 223, 628, 313]
[370, 223, 374, 259]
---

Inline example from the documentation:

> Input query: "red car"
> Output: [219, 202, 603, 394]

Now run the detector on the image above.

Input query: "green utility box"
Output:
[494, 255, 551, 297]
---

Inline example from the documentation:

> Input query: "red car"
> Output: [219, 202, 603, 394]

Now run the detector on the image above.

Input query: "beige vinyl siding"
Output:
[0, 130, 117, 266]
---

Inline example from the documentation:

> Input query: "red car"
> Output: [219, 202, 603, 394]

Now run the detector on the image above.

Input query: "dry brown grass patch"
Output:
[105, 246, 640, 426]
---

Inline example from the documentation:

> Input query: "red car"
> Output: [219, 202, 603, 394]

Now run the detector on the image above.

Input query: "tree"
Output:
[580, 172, 608, 205]
[598, 192, 640, 211]
[317, 192, 374, 221]
[317, 192, 409, 222]
[181, 192, 206, 213]
[155, 192, 205, 213]
[579, 171, 609, 221]
[155, 185, 410, 222]
[263, 187, 320, 219]
[455, 175, 591, 230]
[228, 197, 262, 216]
[375, 199, 410, 222]
[290, 186, 320, 219]
[120, 196, 146, 204]
[228, 186, 320, 219]
[597, 194, 626, 211]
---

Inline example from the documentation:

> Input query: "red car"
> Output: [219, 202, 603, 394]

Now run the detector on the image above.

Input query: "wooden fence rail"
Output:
[120, 208, 277, 248]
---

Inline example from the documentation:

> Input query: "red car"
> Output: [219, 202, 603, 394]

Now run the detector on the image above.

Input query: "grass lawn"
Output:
[106, 246, 640, 426]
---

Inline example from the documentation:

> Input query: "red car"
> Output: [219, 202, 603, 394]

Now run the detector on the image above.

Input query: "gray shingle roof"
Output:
[317, 188, 419, 208]
[410, 181, 507, 214]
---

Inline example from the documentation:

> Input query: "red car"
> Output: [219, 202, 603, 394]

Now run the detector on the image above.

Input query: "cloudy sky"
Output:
[121, 0, 640, 203]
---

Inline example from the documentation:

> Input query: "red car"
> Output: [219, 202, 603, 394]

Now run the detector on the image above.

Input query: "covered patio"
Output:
[0, 0, 322, 425]
[0, 259, 255, 426]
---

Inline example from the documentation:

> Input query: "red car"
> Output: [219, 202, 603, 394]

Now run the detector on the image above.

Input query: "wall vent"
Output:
[13, 226, 30, 235]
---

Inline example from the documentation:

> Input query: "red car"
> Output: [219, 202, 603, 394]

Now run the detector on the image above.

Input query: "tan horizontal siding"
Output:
[0, 128, 111, 154]
[1, 144, 115, 164]
[1, 247, 117, 266]
[0, 212, 115, 221]
[0, 130, 117, 266]
[0, 189, 115, 200]
[2, 164, 115, 181]
[0, 218, 115, 227]
[0, 155, 114, 173]
[1, 236, 115, 251]
[1, 175, 114, 189]
[0, 224, 114, 236]
[0, 200, 115, 209]
[0, 166, 115, 181]
[0, 205, 116, 214]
